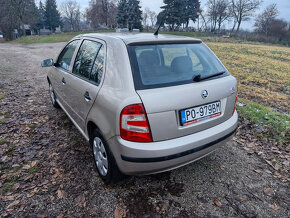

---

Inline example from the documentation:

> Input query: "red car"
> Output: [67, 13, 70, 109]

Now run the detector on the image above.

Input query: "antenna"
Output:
[154, 12, 167, 36]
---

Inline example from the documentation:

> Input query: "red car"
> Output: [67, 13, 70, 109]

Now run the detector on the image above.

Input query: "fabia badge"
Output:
[201, 90, 208, 99]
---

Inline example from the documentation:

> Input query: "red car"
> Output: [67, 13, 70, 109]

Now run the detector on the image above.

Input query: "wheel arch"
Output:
[87, 121, 103, 142]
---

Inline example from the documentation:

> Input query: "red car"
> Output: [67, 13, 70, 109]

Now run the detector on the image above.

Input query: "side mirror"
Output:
[41, 58, 54, 67]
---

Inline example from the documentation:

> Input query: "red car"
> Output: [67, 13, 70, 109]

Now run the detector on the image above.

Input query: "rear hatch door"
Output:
[128, 42, 237, 141]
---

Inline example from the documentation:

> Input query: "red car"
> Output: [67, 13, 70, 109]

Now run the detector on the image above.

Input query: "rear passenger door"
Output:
[63, 39, 106, 131]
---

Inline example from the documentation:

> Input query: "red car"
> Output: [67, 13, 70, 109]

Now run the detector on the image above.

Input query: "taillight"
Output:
[120, 104, 153, 142]
[233, 85, 238, 115]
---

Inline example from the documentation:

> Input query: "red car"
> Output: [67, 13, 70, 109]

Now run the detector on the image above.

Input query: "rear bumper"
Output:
[107, 111, 238, 175]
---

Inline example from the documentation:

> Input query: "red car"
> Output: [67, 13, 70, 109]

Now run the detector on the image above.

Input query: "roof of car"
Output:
[79, 32, 202, 45]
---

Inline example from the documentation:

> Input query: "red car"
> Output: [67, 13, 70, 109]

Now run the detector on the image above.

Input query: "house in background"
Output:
[21, 24, 37, 36]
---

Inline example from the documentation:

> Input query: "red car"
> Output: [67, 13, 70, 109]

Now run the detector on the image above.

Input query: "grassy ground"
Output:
[237, 98, 289, 145]
[5, 31, 290, 145]
[9, 30, 114, 44]
[206, 42, 289, 113]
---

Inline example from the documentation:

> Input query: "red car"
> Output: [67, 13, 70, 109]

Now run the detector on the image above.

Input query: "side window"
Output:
[72, 40, 102, 80]
[90, 45, 105, 85]
[57, 40, 80, 71]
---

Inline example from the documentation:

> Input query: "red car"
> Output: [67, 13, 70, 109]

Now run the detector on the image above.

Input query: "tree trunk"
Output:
[236, 20, 241, 33]
[21, 23, 26, 36]
[186, 20, 189, 31]
[231, 21, 236, 32]
[218, 19, 222, 32]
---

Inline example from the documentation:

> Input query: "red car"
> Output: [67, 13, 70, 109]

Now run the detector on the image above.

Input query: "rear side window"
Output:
[90, 46, 104, 85]
[57, 40, 80, 71]
[72, 40, 102, 81]
[128, 43, 227, 90]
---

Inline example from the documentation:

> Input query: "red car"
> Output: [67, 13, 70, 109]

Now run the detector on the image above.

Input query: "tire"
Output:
[90, 129, 125, 184]
[49, 83, 60, 108]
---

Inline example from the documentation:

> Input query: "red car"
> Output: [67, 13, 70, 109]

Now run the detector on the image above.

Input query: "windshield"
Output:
[128, 43, 228, 90]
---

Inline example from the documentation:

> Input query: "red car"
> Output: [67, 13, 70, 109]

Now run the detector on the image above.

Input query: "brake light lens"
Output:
[120, 104, 153, 142]
[233, 85, 238, 115]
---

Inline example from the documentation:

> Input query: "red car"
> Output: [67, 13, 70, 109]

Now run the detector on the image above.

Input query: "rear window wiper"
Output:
[193, 71, 226, 82]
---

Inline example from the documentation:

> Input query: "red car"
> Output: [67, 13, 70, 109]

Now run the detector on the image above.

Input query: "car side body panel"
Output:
[85, 36, 141, 141]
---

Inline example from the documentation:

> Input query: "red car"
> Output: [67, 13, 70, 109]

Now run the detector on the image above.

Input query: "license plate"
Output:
[180, 101, 221, 126]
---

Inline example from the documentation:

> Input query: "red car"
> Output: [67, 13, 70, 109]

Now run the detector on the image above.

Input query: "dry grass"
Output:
[207, 42, 290, 113]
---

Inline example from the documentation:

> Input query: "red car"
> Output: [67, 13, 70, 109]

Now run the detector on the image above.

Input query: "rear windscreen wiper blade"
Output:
[193, 71, 225, 82]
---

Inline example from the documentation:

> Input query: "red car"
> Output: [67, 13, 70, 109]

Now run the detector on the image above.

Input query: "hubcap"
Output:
[93, 137, 108, 176]
[49, 84, 56, 104]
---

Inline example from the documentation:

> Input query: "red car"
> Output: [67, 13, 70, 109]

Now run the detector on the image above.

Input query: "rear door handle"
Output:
[84, 91, 91, 102]
[62, 78, 66, 84]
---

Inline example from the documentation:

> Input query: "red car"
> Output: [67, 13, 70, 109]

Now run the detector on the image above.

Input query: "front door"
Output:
[50, 40, 80, 108]
[63, 39, 106, 131]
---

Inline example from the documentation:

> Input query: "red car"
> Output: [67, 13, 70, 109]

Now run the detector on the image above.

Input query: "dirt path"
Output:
[0, 43, 289, 217]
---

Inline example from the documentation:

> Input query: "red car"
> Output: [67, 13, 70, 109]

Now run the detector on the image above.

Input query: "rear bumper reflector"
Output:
[121, 128, 237, 163]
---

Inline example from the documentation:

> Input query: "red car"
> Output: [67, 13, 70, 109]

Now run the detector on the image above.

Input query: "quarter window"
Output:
[90, 45, 105, 85]
[73, 40, 102, 80]
[57, 40, 80, 71]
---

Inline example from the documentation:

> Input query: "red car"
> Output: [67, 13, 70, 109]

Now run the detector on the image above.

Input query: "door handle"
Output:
[84, 91, 91, 102]
[62, 78, 66, 85]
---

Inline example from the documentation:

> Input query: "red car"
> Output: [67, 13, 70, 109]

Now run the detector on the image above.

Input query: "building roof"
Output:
[79, 32, 202, 45]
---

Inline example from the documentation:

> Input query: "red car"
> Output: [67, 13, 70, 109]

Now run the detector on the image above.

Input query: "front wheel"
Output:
[49, 83, 60, 108]
[90, 129, 125, 184]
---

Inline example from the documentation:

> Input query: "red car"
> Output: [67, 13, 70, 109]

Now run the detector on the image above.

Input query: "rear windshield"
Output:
[128, 43, 228, 90]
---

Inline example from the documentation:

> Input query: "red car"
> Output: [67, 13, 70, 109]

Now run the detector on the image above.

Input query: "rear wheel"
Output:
[90, 129, 125, 184]
[49, 83, 60, 108]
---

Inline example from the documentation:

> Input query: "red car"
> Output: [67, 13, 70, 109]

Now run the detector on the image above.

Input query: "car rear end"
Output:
[107, 37, 238, 175]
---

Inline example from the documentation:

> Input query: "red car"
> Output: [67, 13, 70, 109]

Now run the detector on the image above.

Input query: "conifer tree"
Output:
[37, 1, 46, 29]
[158, 0, 200, 30]
[117, 0, 128, 28]
[116, 0, 142, 30]
[44, 0, 61, 31]
[127, 0, 142, 30]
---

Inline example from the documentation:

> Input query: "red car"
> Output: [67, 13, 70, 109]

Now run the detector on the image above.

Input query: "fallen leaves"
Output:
[75, 194, 86, 208]
[57, 189, 66, 199]
[253, 169, 262, 173]
[236, 117, 289, 182]
[264, 188, 275, 197]
[213, 198, 223, 208]
[12, 183, 20, 191]
[114, 207, 127, 218]
[6, 200, 20, 209]
[269, 204, 280, 210]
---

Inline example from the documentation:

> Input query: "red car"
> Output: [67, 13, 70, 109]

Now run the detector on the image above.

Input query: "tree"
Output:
[158, 0, 200, 31]
[184, 0, 200, 29]
[159, 0, 187, 30]
[116, 0, 142, 30]
[254, 4, 278, 37]
[36, 1, 46, 30]
[116, 0, 128, 28]
[61, 0, 81, 31]
[0, 0, 38, 39]
[0, 1, 17, 40]
[44, 0, 61, 31]
[267, 19, 288, 39]
[148, 10, 157, 28]
[230, 0, 262, 33]
[142, 8, 150, 28]
[127, 0, 142, 30]
[86, 0, 117, 28]
[207, 0, 230, 32]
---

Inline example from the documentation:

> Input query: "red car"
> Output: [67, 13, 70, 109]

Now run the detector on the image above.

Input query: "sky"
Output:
[57, 0, 290, 31]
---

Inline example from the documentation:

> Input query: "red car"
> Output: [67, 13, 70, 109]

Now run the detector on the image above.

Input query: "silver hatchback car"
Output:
[42, 33, 238, 184]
